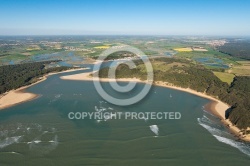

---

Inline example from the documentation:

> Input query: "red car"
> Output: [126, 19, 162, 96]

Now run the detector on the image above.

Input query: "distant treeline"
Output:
[218, 41, 250, 60]
[92, 51, 136, 60]
[99, 57, 250, 129]
[0, 61, 71, 94]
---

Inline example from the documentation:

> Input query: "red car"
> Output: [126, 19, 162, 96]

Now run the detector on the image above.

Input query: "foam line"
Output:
[214, 135, 250, 157]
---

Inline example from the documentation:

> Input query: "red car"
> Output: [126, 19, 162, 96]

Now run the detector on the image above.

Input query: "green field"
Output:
[213, 71, 235, 84]
[228, 61, 250, 76]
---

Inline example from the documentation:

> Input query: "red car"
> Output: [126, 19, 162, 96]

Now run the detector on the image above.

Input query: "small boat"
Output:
[170, 94, 172, 98]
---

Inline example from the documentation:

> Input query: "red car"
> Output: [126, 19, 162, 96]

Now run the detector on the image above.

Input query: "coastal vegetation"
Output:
[1, 36, 250, 133]
[98, 57, 250, 130]
[0, 60, 71, 94]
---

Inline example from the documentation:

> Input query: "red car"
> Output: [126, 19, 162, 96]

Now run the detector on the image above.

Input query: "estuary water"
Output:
[0, 69, 249, 166]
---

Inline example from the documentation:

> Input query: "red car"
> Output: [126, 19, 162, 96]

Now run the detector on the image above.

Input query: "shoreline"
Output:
[1, 68, 249, 142]
[0, 68, 86, 110]
[205, 101, 250, 142]
[60, 71, 250, 142]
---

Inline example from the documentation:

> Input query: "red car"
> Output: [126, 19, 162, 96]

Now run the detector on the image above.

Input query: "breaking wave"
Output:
[213, 135, 250, 157]
[0, 136, 22, 149]
[94, 100, 117, 122]
[198, 110, 250, 157]
[0, 123, 59, 154]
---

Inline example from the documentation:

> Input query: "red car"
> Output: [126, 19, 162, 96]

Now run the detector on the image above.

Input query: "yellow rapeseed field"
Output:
[94, 45, 110, 49]
[174, 47, 193, 52]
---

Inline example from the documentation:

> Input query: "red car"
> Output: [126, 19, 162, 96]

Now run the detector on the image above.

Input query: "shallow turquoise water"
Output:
[0, 70, 249, 165]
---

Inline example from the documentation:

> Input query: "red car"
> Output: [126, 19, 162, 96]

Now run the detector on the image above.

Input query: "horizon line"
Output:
[0, 34, 250, 38]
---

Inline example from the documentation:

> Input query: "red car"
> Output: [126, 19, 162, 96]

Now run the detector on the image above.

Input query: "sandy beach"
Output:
[0, 88, 38, 110]
[206, 101, 250, 142]
[0, 68, 86, 110]
[61, 71, 250, 142]
[1, 67, 249, 142]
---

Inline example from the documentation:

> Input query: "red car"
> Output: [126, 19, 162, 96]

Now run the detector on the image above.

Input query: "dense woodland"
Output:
[0, 61, 71, 94]
[1, 57, 249, 130]
[92, 51, 136, 60]
[99, 57, 250, 129]
[218, 41, 250, 60]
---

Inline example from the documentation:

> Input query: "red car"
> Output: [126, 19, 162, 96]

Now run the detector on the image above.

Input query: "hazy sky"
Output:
[0, 0, 250, 36]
